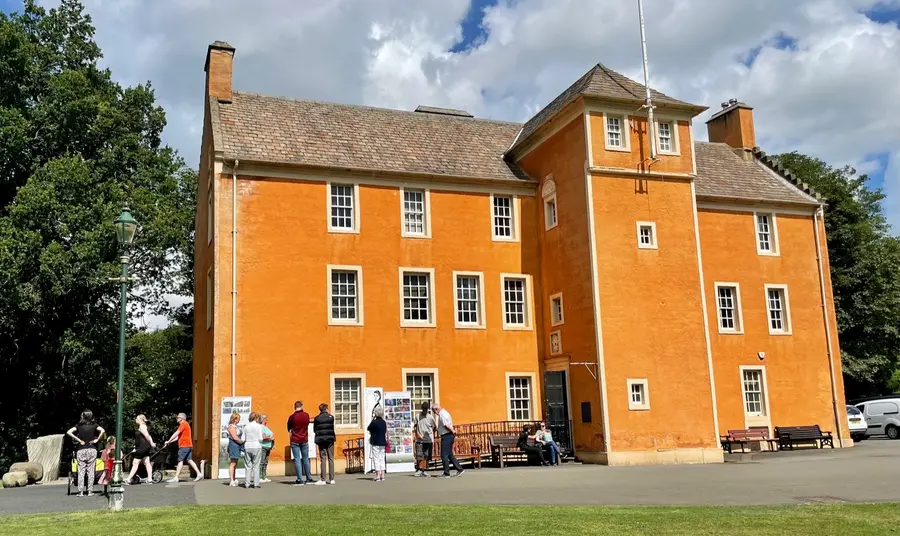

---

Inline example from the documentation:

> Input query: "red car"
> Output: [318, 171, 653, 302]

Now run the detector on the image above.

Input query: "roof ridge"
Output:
[229, 90, 524, 127]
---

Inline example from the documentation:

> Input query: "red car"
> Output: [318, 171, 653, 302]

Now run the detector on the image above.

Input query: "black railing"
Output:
[342, 438, 365, 474]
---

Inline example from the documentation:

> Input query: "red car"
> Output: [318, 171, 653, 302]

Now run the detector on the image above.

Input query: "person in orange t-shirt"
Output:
[163, 413, 203, 483]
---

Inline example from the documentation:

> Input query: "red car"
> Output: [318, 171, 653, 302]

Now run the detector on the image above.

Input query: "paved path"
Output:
[3, 439, 898, 514]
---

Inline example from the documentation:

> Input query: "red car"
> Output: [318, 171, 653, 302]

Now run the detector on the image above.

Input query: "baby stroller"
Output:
[124, 445, 169, 484]
[66, 450, 107, 496]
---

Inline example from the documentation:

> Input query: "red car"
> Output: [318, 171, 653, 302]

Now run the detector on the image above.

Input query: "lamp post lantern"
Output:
[109, 208, 138, 511]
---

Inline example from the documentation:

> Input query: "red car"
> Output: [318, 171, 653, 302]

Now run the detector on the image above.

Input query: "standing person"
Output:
[537, 422, 562, 466]
[163, 413, 203, 482]
[313, 403, 336, 485]
[226, 412, 244, 486]
[242, 412, 263, 489]
[517, 424, 549, 466]
[414, 401, 436, 477]
[259, 414, 275, 484]
[125, 414, 156, 484]
[98, 436, 116, 487]
[432, 403, 464, 478]
[66, 409, 105, 497]
[287, 401, 314, 485]
[367, 406, 388, 482]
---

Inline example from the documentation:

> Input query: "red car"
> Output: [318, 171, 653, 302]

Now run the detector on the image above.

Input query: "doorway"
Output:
[544, 370, 571, 454]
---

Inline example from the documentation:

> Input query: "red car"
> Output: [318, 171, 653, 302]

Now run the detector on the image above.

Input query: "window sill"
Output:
[550, 320, 564, 328]
[657, 150, 680, 157]
[717, 329, 744, 335]
[328, 229, 360, 235]
[401, 322, 437, 329]
[604, 145, 632, 153]
[768, 331, 793, 336]
[628, 405, 650, 411]
[492, 236, 520, 243]
[637, 244, 658, 250]
[335, 426, 364, 436]
[545, 222, 558, 232]
[757, 251, 780, 257]
[454, 323, 486, 330]
[401, 233, 431, 239]
[502, 324, 533, 332]
[328, 320, 364, 327]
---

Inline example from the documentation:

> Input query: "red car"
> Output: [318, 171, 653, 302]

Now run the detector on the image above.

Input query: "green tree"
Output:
[776, 152, 900, 399]
[0, 0, 195, 473]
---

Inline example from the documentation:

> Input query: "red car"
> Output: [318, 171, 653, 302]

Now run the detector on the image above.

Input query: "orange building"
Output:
[192, 42, 850, 475]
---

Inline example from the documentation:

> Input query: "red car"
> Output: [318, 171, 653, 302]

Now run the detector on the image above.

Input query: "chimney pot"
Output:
[205, 41, 235, 104]
[706, 99, 756, 151]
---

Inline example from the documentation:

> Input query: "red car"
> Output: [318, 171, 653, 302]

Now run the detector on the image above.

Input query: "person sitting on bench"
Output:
[517, 425, 549, 466]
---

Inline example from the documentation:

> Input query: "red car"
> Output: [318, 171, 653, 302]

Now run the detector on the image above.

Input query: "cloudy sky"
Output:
[2, 0, 898, 218]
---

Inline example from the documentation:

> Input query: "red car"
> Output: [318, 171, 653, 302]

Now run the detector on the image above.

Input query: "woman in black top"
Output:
[517, 425, 548, 466]
[366, 406, 388, 482]
[125, 414, 156, 485]
[66, 409, 106, 496]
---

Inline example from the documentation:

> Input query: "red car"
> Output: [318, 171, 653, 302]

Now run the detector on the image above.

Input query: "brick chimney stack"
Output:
[706, 99, 756, 158]
[205, 41, 235, 104]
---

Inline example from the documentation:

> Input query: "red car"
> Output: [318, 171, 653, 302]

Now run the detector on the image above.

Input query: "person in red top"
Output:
[287, 401, 314, 485]
[163, 413, 203, 483]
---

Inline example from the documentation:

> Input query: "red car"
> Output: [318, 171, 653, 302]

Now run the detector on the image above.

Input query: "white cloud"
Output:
[39, 0, 900, 232]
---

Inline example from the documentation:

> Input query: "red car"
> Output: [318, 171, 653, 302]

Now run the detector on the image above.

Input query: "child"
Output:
[98, 437, 115, 486]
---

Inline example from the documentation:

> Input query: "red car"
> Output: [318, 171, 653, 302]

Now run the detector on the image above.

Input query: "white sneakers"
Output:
[229, 480, 239, 487]
[315, 480, 327, 486]
[194, 475, 203, 482]
[166, 478, 178, 483]
[329, 480, 336, 485]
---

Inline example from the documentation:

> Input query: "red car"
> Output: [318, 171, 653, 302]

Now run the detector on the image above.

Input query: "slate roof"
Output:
[508, 63, 708, 154]
[214, 91, 528, 182]
[210, 86, 818, 206]
[694, 142, 819, 205]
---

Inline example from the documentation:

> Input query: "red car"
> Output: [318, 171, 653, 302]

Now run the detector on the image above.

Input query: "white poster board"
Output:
[363, 387, 384, 474]
[217, 396, 251, 479]
[383, 391, 415, 473]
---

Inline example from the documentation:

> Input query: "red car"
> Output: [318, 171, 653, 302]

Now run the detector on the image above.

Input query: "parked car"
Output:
[846, 405, 868, 442]
[855, 397, 900, 440]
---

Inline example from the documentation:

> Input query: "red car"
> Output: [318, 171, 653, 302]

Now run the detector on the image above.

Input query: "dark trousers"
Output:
[440, 433, 462, 475]
[521, 443, 546, 464]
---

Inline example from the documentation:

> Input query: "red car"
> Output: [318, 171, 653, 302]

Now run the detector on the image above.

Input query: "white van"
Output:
[855, 397, 900, 439]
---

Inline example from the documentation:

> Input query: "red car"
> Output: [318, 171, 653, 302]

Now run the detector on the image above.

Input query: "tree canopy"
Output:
[776, 152, 900, 400]
[0, 0, 195, 472]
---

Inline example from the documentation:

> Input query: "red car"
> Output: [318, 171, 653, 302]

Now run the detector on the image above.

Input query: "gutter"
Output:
[813, 207, 844, 447]
[231, 159, 239, 397]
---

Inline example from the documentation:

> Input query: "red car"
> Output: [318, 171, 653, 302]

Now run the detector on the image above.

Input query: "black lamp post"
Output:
[109, 208, 138, 511]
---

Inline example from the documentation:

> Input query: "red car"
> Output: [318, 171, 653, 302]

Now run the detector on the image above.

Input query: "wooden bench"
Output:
[720, 427, 779, 453]
[775, 425, 834, 450]
[430, 436, 482, 469]
[490, 435, 524, 468]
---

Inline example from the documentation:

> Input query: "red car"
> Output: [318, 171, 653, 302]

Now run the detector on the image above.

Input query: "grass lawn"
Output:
[1, 504, 899, 535]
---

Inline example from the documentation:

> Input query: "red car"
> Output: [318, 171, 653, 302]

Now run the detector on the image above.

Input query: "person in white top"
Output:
[242, 412, 264, 489]
[431, 403, 464, 477]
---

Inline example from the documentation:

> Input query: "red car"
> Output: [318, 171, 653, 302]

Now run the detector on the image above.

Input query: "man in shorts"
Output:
[413, 401, 436, 476]
[163, 413, 203, 482]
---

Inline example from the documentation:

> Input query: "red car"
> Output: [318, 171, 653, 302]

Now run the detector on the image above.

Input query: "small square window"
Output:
[755, 213, 778, 255]
[656, 120, 678, 154]
[544, 194, 558, 230]
[550, 293, 564, 326]
[627, 379, 650, 411]
[636, 222, 657, 250]
[605, 114, 629, 151]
